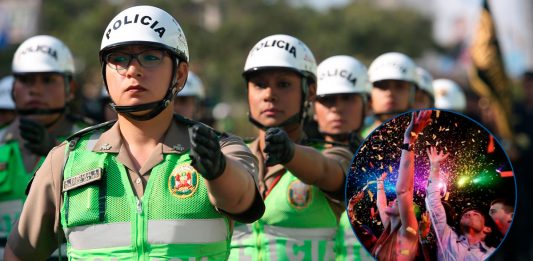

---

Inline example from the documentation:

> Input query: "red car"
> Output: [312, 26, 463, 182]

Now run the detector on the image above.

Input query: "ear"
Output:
[483, 225, 492, 234]
[307, 82, 316, 102]
[67, 79, 76, 102]
[174, 61, 189, 93]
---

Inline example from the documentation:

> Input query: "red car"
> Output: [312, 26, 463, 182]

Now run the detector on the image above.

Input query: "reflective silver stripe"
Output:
[65, 222, 131, 250]
[147, 219, 227, 244]
[232, 223, 253, 241]
[263, 225, 336, 241]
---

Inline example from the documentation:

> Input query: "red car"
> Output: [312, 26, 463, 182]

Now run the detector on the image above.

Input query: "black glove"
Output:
[19, 118, 57, 156]
[263, 127, 295, 167]
[189, 123, 226, 180]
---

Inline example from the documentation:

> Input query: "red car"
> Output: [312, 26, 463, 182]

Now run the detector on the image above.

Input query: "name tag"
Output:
[63, 168, 102, 192]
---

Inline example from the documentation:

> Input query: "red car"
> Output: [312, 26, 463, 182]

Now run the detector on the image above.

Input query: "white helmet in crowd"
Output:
[12, 35, 75, 76]
[100, 5, 189, 63]
[416, 66, 434, 98]
[368, 52, 417, 84]
[0, 76, 15, 110]
[177, 71, 205, 98]
[243, 34, 317, 81]
[316, 55, 370, 97]
[433, 79, 466, 111]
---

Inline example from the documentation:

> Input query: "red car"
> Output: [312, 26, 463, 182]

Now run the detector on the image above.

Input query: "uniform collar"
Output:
[456, 235, 491, 253]
[91, 119, 191, 154]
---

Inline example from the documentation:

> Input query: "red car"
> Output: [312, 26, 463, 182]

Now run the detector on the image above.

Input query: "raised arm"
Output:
[424, 146, 450, 237]
[376, 172, 390, 227]
[396, 111, 432, 235]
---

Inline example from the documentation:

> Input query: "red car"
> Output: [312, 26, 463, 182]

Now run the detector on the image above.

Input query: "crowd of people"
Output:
[0, 4, 529, 261]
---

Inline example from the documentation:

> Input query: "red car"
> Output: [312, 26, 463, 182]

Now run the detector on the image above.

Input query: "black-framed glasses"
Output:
[105, 49, 167, 74]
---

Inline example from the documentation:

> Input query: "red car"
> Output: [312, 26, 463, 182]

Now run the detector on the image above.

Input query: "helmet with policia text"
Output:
[177, 71, 205, 99]
[317, 55, 370, 97]
[12, 35, 75, 116]
[99, 5, 189, 121]
[12, 35, 75, 76]
[0, 76, 15, 110]
[433, 78, 466, 111]
[243, 34, 317, 129]
[316, 55, 369, 144]
[415, 66, 434, 98]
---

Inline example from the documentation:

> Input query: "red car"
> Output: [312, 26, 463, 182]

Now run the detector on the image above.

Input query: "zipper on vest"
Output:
[135, 197, 146, 260]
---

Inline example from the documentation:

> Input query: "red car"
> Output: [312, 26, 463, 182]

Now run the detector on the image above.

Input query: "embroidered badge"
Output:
[63, 168, 102, 192]
[169, 164, 199, 198]
[287, 180, 312, 209]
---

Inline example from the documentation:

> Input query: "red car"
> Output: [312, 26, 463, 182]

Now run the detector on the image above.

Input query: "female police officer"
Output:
[229, 34, 349, 261]
[5, 5, 264, 260]
[313, 55, 374, 260]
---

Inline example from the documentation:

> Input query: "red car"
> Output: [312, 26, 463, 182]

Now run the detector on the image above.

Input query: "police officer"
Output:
[0, 35, 91, 256]
[0, 76, 16, 133]
[413, 66, 435, 110]
[229, 34, 348, 261]
[312, 55, 374, 260]
[362, 52, 418, 138]
[4, 5, 264, 260]
[173, 71, 205, 120]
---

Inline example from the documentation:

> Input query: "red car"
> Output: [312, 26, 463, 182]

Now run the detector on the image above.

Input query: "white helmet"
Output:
[433, 79, 466, 111]
[177, 71, 205, 98]
[368, 52, 417, 84]
[0, 76, 15, 110]
[100, 5, 189, 62]
[416, 66, 434, 97]
[12, 35, 75, 75]
[316, 55, 370, 96]
[243, 34, 317, 81]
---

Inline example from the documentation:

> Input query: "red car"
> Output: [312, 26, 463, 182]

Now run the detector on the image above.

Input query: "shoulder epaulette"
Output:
[67, 113, 97, 126]
[66, 120, 116, 141]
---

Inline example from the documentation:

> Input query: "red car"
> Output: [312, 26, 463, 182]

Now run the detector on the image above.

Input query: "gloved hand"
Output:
[264, 127, 295, 167]
[19, 118, 57, 156]
[189, 123, 226, 180]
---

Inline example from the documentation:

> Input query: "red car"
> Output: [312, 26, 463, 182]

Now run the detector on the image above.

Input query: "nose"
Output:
[263, 86, 277, 102]
[125, 57, 143, 77]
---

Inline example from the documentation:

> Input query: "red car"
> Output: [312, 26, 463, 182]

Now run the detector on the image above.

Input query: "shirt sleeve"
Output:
[219, 134, 259, 183]
[425, 179, 453, 243]
[7, 143, 66, 260]
[320, 146, 351, 202]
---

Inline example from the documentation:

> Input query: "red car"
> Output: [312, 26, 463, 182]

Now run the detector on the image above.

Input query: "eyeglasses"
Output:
[105, 49, 167, 74]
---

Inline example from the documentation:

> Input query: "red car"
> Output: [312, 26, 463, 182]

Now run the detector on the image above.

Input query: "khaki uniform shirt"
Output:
[0, 116, 83, 173]
[248, 138, 352, 218]
[7, 120, 260, 260]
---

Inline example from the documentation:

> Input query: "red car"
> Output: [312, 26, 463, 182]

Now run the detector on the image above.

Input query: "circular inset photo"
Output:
[346, 109, 516, 261]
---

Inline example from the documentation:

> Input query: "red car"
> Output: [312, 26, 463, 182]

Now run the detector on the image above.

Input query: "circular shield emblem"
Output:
[168, 164, 199, 198]
[287, 180, 312, 209]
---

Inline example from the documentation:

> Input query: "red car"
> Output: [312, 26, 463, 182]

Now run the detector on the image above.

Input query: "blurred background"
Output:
[1, 0, 532, 259]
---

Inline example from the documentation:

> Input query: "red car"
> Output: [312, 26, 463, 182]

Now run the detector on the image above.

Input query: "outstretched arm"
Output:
[263, 127, 345, 195]
[397, 111, 432, 235]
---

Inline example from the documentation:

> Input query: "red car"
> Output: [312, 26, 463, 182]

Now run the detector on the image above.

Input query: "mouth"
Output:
[261, 108, 281, 116]
[25, 101, 46, 108]
[125, 85, 147, 92]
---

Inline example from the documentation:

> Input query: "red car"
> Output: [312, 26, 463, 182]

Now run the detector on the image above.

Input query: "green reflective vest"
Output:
[230, 170, 337, 261]
[61, 131, 230, 261]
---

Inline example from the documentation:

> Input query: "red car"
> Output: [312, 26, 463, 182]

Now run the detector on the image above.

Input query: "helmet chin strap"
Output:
[108, 60, 179, 121]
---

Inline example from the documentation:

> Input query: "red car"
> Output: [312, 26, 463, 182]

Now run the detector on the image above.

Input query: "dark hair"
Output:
[490, 198, 514, 213]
